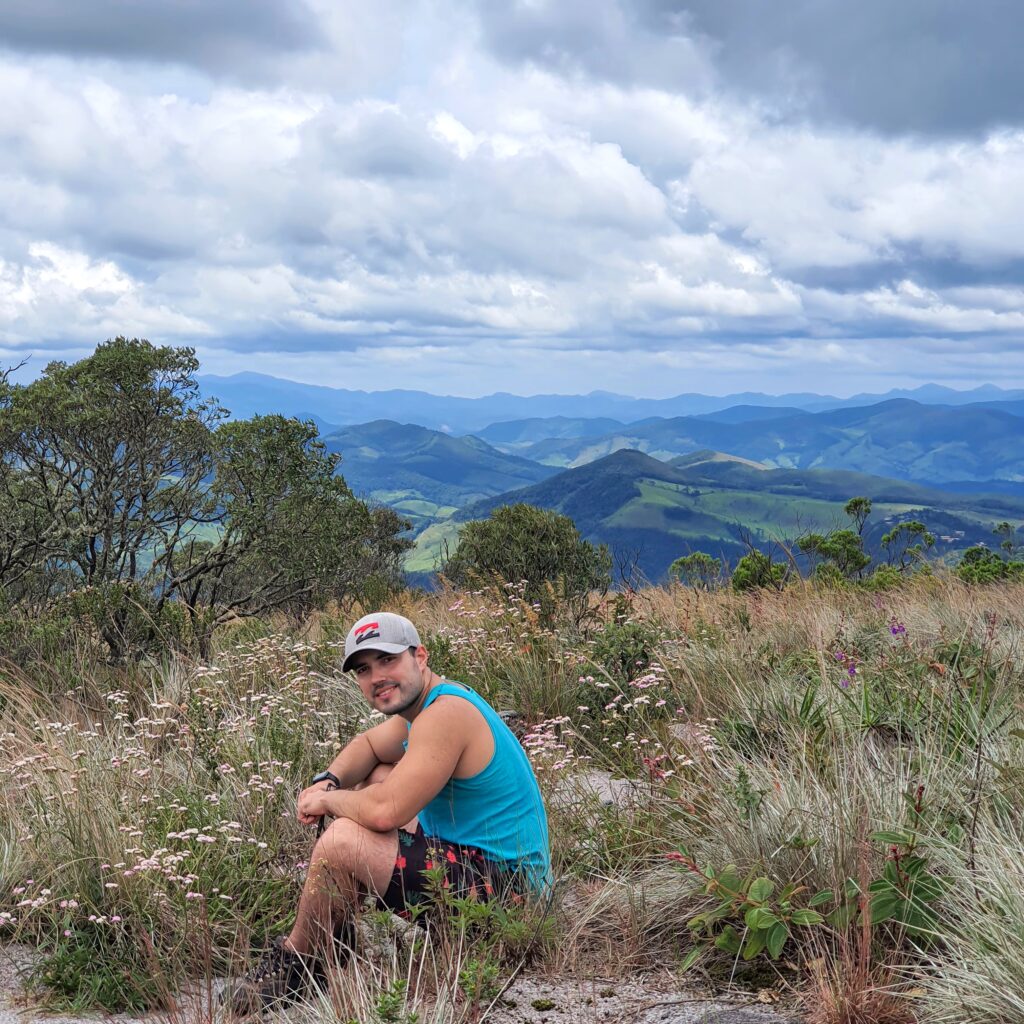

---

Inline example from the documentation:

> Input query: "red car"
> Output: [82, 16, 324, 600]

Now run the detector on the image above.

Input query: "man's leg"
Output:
[285, 817, 397, 956]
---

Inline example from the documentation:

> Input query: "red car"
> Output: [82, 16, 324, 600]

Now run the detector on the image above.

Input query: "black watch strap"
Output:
[311, 770, 341, 788]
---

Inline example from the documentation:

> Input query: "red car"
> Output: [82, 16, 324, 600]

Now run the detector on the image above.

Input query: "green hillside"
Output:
[320, 420, 557, 532]
[409, 449, 1024, 582]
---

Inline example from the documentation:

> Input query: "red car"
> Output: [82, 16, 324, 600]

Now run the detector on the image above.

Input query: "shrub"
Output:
[590, 616, 663, 683]
[956, 545, 1024, 584]
[861, 565, 904, 591]
[732, 550, 787, 592]
[669, 552, 723, 590]
[441, 503, 611, 622]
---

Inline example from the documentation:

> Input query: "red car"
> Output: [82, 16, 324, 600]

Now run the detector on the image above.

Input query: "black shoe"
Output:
[330, 918, 356, 967]
[221, 938, 323, 1017]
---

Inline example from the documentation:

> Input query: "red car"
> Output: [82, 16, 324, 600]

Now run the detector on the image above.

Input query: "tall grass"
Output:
[2, 577, 1024, 1021]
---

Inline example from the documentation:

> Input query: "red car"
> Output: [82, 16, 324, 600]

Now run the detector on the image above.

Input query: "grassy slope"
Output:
[321, 420, 557, 532]
[409, 450, 1024, 581]
[405, 519, 463, 574]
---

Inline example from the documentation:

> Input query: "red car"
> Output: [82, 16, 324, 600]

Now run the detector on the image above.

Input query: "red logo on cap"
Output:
[354, 621, 381, 644]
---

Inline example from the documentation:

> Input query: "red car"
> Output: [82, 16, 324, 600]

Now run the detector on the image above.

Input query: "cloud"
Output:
[475, 0, 713, 97]
[0, 243, 208, 347]
[477, 0, 1024, 136]
[0, 2, 1022, 397]
[0, 0, 322, 79]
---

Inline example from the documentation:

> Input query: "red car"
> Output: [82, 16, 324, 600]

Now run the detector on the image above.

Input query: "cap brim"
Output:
[342, 641, 410, 672]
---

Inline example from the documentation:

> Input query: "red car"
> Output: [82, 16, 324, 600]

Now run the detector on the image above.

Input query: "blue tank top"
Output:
[408, 681, 551, 891]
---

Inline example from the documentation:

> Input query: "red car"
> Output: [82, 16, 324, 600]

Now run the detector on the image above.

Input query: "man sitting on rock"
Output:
[226, 611, 551, 1015]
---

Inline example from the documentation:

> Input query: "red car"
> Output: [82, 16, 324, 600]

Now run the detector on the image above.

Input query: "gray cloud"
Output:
[0, 0, 321, 76]
[682, 0, 1024, 135]
[475, 0, 713, 96]
[477, 0, 1024, 135]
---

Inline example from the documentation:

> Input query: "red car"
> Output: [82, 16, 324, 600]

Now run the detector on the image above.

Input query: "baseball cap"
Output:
[342, 612, 421, 672]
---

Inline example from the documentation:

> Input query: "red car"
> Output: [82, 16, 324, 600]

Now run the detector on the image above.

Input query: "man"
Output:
[226, 611, 551, 1015]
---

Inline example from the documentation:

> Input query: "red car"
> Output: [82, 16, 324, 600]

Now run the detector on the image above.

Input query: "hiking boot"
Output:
[221, 937, 324, 1018]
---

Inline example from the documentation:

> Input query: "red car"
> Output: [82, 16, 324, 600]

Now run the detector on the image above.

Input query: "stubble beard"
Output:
[381, 666, 427, 716]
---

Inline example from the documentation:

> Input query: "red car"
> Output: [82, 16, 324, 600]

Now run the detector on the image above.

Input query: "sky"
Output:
[1, 0, 1023, 398]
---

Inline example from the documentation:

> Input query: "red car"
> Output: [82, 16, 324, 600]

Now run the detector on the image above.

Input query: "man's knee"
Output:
[351, 763, 395, 791]
[366, 763, 395, 786]
[311, 818, 396, 893]
[314, 818, 366, 868]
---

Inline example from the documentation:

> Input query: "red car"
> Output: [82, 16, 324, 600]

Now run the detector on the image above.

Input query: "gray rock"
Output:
[698, 1010, 792, 1023]
[549, 769, 635, 811]
[667, 722, 715, 757]
[636, 1005, 792, 1024]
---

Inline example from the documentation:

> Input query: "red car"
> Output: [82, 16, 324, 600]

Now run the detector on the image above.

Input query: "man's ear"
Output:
[415, 644, 429, 671]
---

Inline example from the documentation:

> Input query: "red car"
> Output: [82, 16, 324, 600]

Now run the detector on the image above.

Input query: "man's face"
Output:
[349, 646, 428, 716]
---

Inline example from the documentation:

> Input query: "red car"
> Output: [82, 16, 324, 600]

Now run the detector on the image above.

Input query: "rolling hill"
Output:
[408, 449, 1024, 582]
[319, 420, 557, 532]
[475, 416, 628, 449]
[517, 399, 1024, 486]
[691, 405, 809, 424]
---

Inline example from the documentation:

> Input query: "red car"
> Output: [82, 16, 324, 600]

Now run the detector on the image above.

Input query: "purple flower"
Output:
[890, 621, 907, 637]
[834, 650, 858, 686]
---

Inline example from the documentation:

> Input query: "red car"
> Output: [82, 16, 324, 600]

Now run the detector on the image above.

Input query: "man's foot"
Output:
[221, 938, 324, 1017]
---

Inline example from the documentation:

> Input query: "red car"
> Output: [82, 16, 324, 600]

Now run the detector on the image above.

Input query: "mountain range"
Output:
[319, 420, 556, 531]
[503, 399, 1024, 487]
[198, 372, 1024, 435]
[194, 372, 1024, 582]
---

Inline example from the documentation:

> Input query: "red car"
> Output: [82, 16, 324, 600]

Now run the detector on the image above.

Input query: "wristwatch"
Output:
[311, 770, 341, 788]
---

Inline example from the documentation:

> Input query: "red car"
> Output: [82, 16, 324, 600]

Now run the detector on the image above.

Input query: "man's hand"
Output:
[296, 782, 336, 826]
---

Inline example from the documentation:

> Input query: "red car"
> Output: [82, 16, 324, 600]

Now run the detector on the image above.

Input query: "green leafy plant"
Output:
[590, 615, 663, 682]
[731, 550, 787, 592]
[358, 979, 419, 1024]
[668, 854, 827, 968]
[29, 918, 163, 1013]
[440, 503, 611, 625]
[811, 791, 953, 942]
[727, 765, 768, 821]
[458, 957, 502, 1006]
[669, 552, 723, 590]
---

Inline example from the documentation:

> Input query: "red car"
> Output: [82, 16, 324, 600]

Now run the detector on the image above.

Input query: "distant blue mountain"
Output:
[813, 383, 1024, 411]
[475, 416, 627, 446]
[197, 372, 1024, 435]
[692, 405, 810, 424]
[519, 399, 1024, 485]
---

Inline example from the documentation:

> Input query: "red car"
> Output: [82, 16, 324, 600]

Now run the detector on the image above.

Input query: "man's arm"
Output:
[323, 715, 409, 788]
[321, 699, 472, 832]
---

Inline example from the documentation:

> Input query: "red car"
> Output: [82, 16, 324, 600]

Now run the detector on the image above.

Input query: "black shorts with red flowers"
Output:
[376, 825, 523, 921]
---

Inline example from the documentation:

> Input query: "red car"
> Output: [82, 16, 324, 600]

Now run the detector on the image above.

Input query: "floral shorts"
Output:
[376, 825, 520, 920]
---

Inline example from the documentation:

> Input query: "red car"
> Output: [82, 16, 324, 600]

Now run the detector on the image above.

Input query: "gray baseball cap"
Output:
[342, 612, 421, 671]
